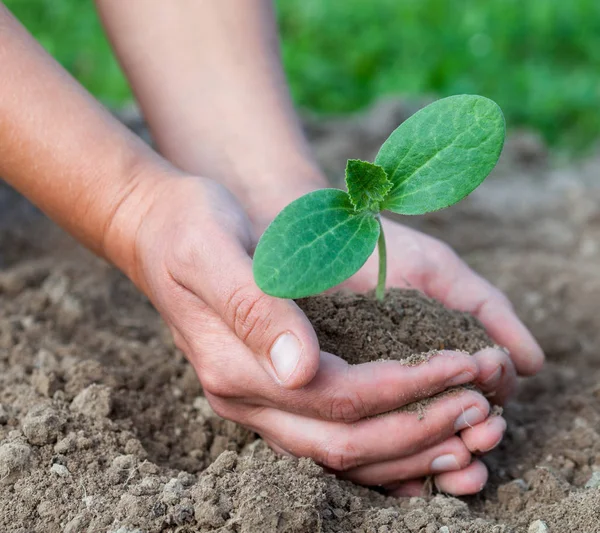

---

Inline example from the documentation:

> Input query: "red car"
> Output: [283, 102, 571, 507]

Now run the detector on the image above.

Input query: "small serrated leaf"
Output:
[375, 94, 505, 215]
[253, 189, 379, 298]
[345, 159, 392, 212]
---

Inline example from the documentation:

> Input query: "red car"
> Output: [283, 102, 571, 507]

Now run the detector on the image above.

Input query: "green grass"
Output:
[277, 0, 600, 149]
[5, 0, 600, 149]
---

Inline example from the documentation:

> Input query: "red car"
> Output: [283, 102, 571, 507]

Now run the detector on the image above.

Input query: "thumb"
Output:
[177, 234, 321, 389]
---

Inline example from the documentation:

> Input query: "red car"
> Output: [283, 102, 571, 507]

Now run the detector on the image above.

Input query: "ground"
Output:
[1, 102, 600, 532]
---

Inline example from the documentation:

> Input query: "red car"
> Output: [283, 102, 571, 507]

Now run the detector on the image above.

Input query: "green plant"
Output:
[253, 95, 505, 300]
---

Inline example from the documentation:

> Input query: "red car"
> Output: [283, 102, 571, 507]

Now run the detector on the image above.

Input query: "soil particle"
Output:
[585, 471, 600, 488]
[31, 370, 62, 397]
[162, 477, 186, 505]
[528, 520, 549, 533]
[0, 438, 32, 480]
[404, 508, 431, 530]
[0, 259, 50, 295]
[50, 463, 69, 477]
[70, 383, 112, 418]
[63, 512, 92, 533]
[21, 404, 65, 446]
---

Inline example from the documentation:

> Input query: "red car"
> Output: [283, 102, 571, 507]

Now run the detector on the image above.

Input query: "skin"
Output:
[0, 0, 544, 496]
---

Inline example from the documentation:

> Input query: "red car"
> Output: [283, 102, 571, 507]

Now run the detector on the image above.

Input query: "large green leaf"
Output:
[253, 189, 379, 298]
[376, 95, 505, 215]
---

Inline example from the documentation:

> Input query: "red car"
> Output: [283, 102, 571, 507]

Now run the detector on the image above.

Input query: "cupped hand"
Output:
[123, 175, 506, 496]
[341, 216, 544, 495]
[345, 216, 544, 393]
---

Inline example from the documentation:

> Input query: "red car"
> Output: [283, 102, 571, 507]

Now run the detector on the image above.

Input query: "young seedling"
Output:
[253, 95, 505, 301]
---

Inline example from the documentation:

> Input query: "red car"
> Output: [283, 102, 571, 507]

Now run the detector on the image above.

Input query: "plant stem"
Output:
[376, 217, 387, 301]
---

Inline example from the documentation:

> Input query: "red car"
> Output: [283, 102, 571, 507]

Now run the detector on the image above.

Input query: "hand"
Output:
[345, 216, 544, 394]
[341, 216, 545, 495]
[119, 175, 504, 496]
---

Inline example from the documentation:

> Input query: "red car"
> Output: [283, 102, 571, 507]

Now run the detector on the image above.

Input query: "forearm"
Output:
[0, 5, 175, 284]
[96, 0, 327, 226]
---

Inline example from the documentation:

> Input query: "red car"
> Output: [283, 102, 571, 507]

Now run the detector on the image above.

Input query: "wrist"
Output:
[101, 160, 182, 294]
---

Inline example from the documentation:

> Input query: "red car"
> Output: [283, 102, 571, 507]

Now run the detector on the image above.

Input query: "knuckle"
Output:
[198, 366, 233, 398]
[169, 235, 197, 271]
[320, 439, 362, 472]
[448, 437, 471, 467]
[327, 391, 368, 423]
[203, 396, 230, 419]
[472, 275, 513, 312]
[224, 285, 274, 345]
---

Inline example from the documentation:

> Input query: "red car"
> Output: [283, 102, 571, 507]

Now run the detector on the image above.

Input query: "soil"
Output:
[297, 289, 493, 365]
[2, 100, 600, 532]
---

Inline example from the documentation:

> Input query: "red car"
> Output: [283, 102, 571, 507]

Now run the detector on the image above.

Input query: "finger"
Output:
[434, 459, 488, 495]
[339, 436, 470, 486]
[216, 348, 479, 421]
[460, 414, 506, 454]
[474, 296, 543, 376]
[387, 479, 427, 497]
[472, 347, 517, 404]
[171, 230, 320, 389]
[249, 390, 490, 471]
[431, 260, 544, 376]
[255, 350, 479, 422]
[262, 438, 294, 458]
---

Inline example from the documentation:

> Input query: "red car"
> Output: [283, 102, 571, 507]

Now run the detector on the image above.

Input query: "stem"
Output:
[375, 217, 387, 301]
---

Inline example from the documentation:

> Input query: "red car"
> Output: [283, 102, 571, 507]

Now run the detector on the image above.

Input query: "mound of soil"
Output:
[2, 100, 600, 532]
[297, 289, 493, 365]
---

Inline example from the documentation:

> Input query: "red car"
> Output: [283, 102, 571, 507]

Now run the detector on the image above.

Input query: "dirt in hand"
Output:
[297, 289, 494, 365]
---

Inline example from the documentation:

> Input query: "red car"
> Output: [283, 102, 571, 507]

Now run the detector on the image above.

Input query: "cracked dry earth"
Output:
[2, 101, 600, 532]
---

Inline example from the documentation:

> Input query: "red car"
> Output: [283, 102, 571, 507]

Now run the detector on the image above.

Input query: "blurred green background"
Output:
[5, 0, 600, 150]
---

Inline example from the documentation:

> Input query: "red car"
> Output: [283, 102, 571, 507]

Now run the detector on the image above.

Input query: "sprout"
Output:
[254, 95, 505, 300]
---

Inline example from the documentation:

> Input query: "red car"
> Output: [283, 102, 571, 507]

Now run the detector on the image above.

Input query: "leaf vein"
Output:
[389, 120, 484, 191]
[261, 215, 360, 286]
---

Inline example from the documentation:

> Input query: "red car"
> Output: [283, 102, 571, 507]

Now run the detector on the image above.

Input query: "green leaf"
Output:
[345, 159, 392, 212]
[375, 94, 505, 215]
[253, 189, 380, 299]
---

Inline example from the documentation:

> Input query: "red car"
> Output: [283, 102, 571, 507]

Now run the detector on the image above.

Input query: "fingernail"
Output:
[482, 367, 502, 389]
[270, 332, 301, 383]
[431, 454, 460, 473]
[480, 435, 504, 453]
[479, 417, 507, 452]
[454, 406, 485, 431]
[446, 371, 475, 387]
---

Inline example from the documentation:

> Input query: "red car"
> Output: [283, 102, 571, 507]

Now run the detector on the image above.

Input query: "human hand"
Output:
[345, 216, 544, 396]
[243, 182, 544, 496]
[339, 216, 544, 495]
[114, 175, 504, 496]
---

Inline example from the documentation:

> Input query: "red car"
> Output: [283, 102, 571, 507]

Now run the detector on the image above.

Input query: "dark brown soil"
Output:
[297, 289, 493, 365]
[2, 101, 600, 532]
